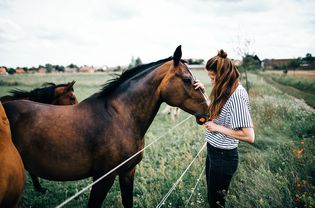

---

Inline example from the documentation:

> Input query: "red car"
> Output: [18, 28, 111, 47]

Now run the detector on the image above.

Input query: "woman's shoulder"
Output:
[228, 85, 250, 106]
[231, 85, 248, 98]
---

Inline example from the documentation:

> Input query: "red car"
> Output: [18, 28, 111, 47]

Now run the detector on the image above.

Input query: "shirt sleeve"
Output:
[230, 94, 253, 129]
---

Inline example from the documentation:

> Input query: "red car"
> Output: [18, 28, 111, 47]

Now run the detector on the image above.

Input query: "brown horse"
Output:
[0, 80, 78, 105]
[0, 81, 78, 193]
[0, 102, 25, 208]
[3, 46, 209, 208]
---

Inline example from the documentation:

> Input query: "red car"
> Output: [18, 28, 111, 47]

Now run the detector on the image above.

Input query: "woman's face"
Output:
[208, 71, 216, 85]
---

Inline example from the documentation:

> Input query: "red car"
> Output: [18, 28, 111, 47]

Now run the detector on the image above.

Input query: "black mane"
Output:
[99, 57, 172, 97]
[9, 82, 71, 104]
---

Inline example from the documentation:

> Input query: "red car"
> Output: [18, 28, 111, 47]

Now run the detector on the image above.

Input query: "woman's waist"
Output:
[207, 143, 238, 157]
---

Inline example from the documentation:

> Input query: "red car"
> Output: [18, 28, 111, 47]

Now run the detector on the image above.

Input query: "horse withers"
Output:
[4, 46, 209, 208]
[0, 102, 25, 208]
[0, 80, 78, 194]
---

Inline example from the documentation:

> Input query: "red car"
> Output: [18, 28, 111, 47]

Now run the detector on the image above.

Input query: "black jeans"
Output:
[206, 143, 238, 208]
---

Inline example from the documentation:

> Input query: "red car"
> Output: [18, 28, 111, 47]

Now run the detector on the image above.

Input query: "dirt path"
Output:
[262, 75, 315, 113]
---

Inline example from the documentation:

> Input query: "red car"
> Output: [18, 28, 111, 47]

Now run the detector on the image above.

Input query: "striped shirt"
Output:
[205, 85, 253, 150]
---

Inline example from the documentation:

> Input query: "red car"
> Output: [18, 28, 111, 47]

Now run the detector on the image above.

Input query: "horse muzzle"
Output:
[195, 115, 208, 125]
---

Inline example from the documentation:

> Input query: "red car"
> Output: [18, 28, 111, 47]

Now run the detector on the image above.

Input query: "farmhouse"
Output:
[79, 66, 96, 73]
[262, 59, 293, 70]
[15, 68, 26, 73]
[0, 67, 7, 75]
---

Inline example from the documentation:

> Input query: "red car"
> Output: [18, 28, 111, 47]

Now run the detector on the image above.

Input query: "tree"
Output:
[303, 53, 313, 63]
[45, 63, 54, 73]
[7, 68, 15, 75]
[128, 57, 142, 69]
[135, 57, 142, 66]
[288, 58, 302, 69]
[233, 33, 256, 92]
[67, 63, 78, 69]
[242, 54, 261, 70]
[184, 58, 204, 65]
[55, 65, 65, 72]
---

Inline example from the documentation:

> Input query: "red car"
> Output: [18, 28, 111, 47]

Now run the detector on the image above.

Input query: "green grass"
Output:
[259, 70, 315, 108]
[0, 71, 314, 208]
[271, 75, 315, 95]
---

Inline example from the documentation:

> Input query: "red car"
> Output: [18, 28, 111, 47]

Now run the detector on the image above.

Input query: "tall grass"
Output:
[0, 71, 314, 208]
[271, 75, 315, 95]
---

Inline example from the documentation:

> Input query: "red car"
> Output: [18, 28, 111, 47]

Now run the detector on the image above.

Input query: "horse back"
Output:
[3, 100, 99, 180]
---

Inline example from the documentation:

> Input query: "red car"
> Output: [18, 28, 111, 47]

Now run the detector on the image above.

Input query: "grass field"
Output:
[0, 70, 314, 208]
[260, 70, 315, 109]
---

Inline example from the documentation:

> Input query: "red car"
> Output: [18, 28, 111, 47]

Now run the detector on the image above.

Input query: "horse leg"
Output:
[119, 167, 136, 208]
[30, 173, 47, 193]
[88, 174, 116, 208]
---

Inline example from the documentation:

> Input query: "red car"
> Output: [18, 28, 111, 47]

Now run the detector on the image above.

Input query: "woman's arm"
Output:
[205, 121, 255, 144]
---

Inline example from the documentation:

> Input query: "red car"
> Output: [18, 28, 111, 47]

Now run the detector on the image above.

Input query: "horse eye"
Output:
[182, 77, 191, 84]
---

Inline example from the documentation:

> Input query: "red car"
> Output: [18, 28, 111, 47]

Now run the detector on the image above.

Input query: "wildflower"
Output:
[291, 149, 304, 156]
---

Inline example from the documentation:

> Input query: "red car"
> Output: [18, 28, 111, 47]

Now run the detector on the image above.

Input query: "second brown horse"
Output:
[0, 81, 78, 193]
[3, 46, 209, 207]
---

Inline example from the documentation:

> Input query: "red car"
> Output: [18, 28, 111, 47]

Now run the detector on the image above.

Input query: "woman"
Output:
[194, 50, 255, 208]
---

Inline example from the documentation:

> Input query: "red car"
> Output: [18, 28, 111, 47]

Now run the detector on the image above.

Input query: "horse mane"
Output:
[99, 57, 172, 97]
[42, 82, 74, 91]
[8, 82, 73, 104]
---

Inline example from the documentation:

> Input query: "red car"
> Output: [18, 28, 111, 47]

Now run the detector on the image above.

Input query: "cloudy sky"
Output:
[0, 0, 314, 67]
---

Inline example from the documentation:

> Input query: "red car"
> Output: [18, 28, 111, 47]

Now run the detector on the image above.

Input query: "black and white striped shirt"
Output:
[205, 85, 253, 150]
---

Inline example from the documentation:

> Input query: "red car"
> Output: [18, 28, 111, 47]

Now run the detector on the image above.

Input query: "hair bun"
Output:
[217, 49, 227, 58]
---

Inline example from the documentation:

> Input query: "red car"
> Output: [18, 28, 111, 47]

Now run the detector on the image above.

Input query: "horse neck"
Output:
[100, 63, 169, 137]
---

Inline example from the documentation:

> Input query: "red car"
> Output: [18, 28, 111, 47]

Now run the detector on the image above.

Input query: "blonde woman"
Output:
[194, 50, 255, 207]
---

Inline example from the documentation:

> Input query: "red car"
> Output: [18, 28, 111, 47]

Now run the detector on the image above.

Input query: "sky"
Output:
[0, 0, 314, 68]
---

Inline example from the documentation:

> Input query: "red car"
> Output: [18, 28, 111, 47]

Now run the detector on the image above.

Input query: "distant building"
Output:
[0, 67, 7, 75]
[262, 59, 293, 70]
[300, 60, 315, 70]
[15, 68, 26, 73]
[79, 65, 96, 73]
[188, 64, 205, 70]
[38, 67, 46, 74]
[96, 65, 109, 72]
[232, 59, 242, 66]
[64, 67, 77, 73]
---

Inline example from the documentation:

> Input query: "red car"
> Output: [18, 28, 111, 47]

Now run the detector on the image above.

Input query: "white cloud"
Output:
[0, 0, 314, 67]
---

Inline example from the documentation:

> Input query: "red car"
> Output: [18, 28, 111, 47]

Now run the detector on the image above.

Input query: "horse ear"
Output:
[173, 45, 182, 67]
[65, 80, 75, 92]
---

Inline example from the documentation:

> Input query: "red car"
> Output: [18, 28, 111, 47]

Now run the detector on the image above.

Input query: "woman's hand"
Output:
[205, 121, 220, 132]
[193, 80, 205, 92]
[205, 121, 255, 144]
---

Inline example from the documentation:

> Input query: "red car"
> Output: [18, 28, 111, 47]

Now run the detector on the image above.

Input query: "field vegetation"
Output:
[0, 70, 314, 207]
[260, 70, 315, 109]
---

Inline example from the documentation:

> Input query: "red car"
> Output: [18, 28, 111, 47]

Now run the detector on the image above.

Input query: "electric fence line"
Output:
[185, 166, 205, 207]
[156, 142, 206, 208]
[56, 115, 193, 208]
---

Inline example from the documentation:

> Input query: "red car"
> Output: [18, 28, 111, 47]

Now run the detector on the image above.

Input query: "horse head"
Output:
[52, 80, 78, 105]
[159, 45, 209, 124]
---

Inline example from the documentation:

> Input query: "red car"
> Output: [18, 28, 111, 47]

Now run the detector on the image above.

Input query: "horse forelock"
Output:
[98, 57, 173, 97]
